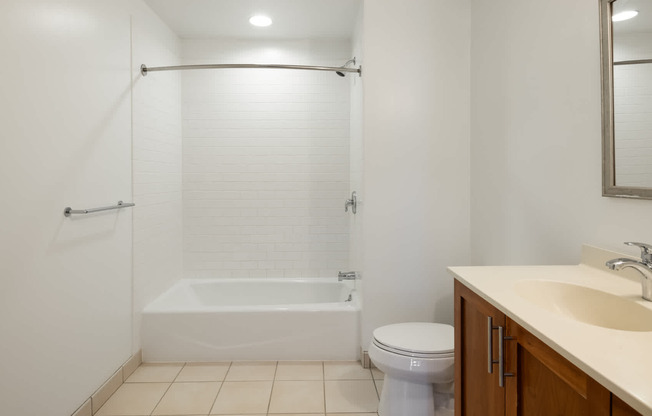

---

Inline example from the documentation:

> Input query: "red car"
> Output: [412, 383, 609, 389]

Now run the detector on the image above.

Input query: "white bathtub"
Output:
[142, 278, 360, 362]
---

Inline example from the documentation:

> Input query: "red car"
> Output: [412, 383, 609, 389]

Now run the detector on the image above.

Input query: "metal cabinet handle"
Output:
[498, 326, 515, 387]
[487, 317, 499, 373]
[487, 317, 494, 373]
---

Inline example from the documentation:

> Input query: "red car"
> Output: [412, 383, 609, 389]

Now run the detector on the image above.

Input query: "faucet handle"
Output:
[625, 242, 652, 263]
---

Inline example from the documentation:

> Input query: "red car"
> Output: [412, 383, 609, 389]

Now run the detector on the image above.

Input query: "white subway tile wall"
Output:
[613, 32, 652, 187]
[181, 39, 352, 278]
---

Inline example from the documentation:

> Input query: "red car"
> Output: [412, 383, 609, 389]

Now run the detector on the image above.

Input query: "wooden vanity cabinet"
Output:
[454, 280, 506, 416]
[454, 279, 643, 416]
[612, 396, 645, 416]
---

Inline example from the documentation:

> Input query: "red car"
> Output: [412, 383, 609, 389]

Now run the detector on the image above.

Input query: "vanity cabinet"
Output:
[612, 396, 645, 416]
[454, 280, 506, 416]
[454, 280, 643, 416]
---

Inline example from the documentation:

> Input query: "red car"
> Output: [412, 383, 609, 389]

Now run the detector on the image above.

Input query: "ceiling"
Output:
[144, 0, 362, 39]
[613, 0, 652, 33]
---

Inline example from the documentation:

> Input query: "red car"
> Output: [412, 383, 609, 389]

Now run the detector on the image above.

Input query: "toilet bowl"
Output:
[368, 322, 454, 416]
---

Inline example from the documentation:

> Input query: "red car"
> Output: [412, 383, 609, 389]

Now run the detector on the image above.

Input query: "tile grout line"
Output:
[265, 361, 279, 414]
[207, 361, 232, 415]
[147, 363, 185, 416]
[322, 361, 327, 415]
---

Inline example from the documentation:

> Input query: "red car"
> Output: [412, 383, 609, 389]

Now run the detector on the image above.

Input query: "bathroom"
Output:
[1, 0, 652, 415]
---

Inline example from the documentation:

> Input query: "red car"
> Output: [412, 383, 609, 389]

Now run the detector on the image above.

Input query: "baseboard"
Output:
[71, 350, 142, 416]
[361, 348, 370, 368]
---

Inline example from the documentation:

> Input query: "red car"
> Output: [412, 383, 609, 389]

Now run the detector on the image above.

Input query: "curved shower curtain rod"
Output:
[140, 58, 361, 77]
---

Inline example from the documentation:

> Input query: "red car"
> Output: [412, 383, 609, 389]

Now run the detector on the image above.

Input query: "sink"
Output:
[514, 280, 652, 332]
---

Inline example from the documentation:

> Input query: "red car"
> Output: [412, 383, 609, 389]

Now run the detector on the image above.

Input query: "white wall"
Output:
[131, 6, 182, 354]
[360, 0, 471, 347]
[181, 39, 352, 278]
[470, 0, 652, 267]
[0, 1, 181, 415]
[613, 31, 652, 187]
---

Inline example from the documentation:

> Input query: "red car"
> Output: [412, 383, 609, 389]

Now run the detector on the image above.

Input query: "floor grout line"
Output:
[265, 361, 279, 414]
[322, 361, 327, 415]
[101, 361, 377, 416]
[207, 361, 232, 415]
[149, 363, 185, 415]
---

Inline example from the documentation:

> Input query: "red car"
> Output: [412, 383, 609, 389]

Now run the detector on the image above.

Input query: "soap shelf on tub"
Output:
[63, 200, 135, 217]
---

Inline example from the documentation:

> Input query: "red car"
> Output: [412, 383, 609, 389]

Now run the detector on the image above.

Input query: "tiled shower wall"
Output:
[613, 32, 652, 187]
[181, 39, 352, 278]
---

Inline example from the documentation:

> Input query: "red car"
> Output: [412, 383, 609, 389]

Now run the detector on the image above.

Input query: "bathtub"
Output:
[142, 278, 360, 362]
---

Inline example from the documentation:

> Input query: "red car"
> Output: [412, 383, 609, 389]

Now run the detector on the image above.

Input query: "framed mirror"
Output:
[601, 0, 652, 199]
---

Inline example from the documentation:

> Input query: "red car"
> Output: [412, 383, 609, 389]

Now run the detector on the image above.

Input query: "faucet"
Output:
[338, 271, 358, 281]
[605, 242, 652, 301]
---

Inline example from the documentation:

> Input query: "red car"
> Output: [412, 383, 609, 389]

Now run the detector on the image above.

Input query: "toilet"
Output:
[368, 322, 455, 416]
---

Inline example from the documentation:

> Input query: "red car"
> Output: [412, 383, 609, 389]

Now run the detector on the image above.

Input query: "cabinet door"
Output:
[612, 395, 644, 416]
[504, 319, 611, 416]
[455, 279, 506, 416]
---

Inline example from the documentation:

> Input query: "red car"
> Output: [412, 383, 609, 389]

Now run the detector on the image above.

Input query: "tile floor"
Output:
[96, 361, 385, 416]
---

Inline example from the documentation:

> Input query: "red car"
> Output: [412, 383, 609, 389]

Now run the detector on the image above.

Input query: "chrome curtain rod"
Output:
[64, 200, 135, 217]
[614, 59, 652, 66]
[140, 63, 362, 76]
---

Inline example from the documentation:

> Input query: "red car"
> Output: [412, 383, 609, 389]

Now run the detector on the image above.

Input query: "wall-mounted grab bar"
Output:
[614, 58, 652, 66]
[64, 201, 135, 217]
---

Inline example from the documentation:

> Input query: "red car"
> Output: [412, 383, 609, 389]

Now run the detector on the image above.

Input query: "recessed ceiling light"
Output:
[249, 15, 272, 27]
[612, 10, 638, 22]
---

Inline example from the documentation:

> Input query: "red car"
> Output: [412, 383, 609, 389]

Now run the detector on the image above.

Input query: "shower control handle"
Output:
[345, 191, 357, 214]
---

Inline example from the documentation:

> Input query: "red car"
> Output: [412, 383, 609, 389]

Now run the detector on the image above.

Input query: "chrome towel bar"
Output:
[64, 201, 135, 217]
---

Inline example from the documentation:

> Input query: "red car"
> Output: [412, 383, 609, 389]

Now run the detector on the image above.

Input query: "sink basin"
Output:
[514, 280, 652, 332]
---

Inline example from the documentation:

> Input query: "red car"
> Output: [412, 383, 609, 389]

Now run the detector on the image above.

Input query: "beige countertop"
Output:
[448, 245, 652, 416]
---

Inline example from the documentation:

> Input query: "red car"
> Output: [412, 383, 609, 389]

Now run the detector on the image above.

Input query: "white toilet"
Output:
[368, 322, 455, 416]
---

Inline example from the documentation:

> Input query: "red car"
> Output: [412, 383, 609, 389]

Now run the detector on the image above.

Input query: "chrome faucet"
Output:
[606, 242, 652, 301]
[338, 271, 358, 281]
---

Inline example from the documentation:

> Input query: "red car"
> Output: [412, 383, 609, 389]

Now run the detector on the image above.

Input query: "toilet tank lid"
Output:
[372, 322, 454, 354]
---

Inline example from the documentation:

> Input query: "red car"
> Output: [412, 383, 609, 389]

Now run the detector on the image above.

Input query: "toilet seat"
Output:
[373, 339, 454, 358]
[372, 322, 454, 358]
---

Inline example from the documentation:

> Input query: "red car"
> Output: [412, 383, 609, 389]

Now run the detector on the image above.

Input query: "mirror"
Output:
[601, 0, 652, 198]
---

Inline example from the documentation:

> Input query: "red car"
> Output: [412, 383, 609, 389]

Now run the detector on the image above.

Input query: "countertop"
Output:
[448, 245, 652, 416]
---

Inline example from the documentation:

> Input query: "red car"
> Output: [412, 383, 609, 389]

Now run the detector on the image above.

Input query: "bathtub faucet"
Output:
[338, 271, 358, 281]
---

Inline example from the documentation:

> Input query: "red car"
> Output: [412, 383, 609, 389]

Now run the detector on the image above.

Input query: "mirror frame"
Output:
[600, 0, 652, 199]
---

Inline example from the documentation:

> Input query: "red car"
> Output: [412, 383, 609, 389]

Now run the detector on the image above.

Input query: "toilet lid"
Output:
[372, 322, 454, 355]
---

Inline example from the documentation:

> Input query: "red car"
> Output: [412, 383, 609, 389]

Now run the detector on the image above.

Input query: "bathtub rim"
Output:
[143, 277, 361, 314]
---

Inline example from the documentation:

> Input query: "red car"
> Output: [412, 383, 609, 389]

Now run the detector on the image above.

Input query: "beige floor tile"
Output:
[325, 380, 379, 413]
[324, 361, 372, 380]
[176, 363, 231, 382]
[125, 363, 184, 383]
[371, 368, 384, 380]
[273, 414, 325, 416]
[224, 361, 277, 381]
[210, 381, 273, 414]
[95, 383, 170, 416]
[152, 382, 221, 415]
[275, 361, 323, 380]
[268, 380, 325, 413]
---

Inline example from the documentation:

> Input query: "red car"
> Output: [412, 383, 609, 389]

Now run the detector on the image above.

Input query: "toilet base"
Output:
[378, 376, 436, 416]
